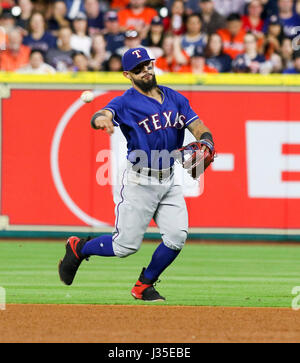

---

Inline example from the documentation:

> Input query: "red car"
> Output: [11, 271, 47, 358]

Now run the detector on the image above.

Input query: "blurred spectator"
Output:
[103, 11, 125, 54]
[262, 0, 278, 17]
[88, 33, 110, 70]
[181, 13, 207, 57]
[0, 9, 15, 33]
[15, 0, 34, 33]
[110, 0, 130, 11]
[232, 32, 272, 73]
[17, 48, 56, 73]
[71, 50, 92, 71]
[183, 0, 201, 14]
[23, 12, 57, 52]
[155, 34, 190, 72]
[213, 0, 247, 17]
[278, 0, 300, 38]
[297, 0, 300, 15]
[283, 49, 300, 72]
[179, 46, 218, 73]
[104, 53, 123, 71]
[199, 0, 226, 34]
[147, 0, 164, 10]
[70, 11, 92, 56]
[142, 16, 165, 58]
[264, 0, 300, 39]
[47, 0, 70, 36]
[217, 13, 246, 59]
[0, 0, 15, 9]
[163, 0, 186, 36]
[242, 0, 265, 34]
[0, 21, 6, 51]
[33, 0, 52, 18]
[84, 0, 105, 36]
[205, 32, 232, 71]
[65, 0, 85, 20]
[263, 15, 284, 59]
[116, 29, 143, 56]
[280, 36, 294, 69]
[46, 26, 75, 71]
[118, 0, 158, 38]
[0, 27, 30, 71]
[269, 52, 283, 72]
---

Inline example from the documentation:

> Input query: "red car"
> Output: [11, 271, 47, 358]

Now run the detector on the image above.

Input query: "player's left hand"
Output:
[175, 139, 215, 179]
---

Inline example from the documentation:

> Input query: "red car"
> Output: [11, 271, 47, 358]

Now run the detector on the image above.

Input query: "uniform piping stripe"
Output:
[112, 170, 126, 242]
[185, 115, 198, 126]
[104, 108, 119, 126]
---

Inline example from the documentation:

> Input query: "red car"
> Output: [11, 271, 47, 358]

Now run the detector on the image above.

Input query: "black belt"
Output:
[136, 166, 174, 180]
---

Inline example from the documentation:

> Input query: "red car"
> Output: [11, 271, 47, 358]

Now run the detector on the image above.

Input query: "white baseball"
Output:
[81, 91, 94, 103]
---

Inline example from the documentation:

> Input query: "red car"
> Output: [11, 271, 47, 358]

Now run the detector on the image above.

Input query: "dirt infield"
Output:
[1, 304, 300, 343]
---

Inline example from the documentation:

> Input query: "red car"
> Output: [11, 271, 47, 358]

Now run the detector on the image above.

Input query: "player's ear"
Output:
[123, 71, 131, 80]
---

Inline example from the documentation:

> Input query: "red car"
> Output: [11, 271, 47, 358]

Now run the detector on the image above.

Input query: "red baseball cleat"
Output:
[131, 268, 165, 302]
[58, 236, 90, 286]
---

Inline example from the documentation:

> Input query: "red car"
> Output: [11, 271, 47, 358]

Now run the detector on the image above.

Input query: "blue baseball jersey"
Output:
[104, 85, 199, 169]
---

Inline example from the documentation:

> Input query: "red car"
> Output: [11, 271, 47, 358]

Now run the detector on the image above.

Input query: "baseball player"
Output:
[58, 47, 214, 301]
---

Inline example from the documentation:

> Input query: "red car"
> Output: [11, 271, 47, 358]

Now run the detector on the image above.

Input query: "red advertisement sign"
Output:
[1, 89, 300, 229]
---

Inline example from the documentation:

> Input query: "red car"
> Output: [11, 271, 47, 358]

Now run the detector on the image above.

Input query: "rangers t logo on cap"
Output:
[122, 47, 155, 72]
[132, 49, 142, 58]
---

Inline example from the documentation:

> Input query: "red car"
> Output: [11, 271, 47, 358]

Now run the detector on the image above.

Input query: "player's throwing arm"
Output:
[91, 109, 114, 135]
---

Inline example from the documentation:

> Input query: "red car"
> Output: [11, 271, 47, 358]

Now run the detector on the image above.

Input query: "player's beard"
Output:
[133, 74, 157, 93]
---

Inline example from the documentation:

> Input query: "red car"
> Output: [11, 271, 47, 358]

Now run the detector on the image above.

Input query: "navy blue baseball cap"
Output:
[122, 47, 155, 72]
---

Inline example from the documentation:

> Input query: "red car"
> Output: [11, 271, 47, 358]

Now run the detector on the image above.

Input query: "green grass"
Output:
[0, 240, 299, 307]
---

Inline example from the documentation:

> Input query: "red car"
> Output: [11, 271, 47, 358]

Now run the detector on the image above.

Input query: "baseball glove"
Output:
[175, 139, 215, 179]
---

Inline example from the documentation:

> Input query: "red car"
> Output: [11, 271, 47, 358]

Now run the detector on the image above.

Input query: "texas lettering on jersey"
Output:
[138, 111, 186, 134]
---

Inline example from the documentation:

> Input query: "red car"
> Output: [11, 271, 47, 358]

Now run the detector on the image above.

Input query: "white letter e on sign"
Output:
[246, 121, 300, 198]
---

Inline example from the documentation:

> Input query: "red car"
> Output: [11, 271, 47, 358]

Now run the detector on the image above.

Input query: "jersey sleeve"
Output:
[178, 93, 199, 127]
[103, 96, 124, 127]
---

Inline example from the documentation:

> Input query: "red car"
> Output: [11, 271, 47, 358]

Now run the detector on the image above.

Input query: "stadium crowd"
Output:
[0, 0, 300, 74]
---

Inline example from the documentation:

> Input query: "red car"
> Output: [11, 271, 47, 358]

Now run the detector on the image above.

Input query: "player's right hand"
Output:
[93, 115, 114, 135]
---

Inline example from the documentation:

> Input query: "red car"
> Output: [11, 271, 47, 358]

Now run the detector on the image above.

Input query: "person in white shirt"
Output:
[17, 49, 56, 74]
[213, 0, 247, 17]
[70, 12, 92, 56]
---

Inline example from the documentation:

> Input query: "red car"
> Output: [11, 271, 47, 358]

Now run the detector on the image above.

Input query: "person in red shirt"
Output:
[155, 33, 190, 72]
[242, 0, 265, 52]
[118, 0, 157, 39]
[0, 27, 30, 71]
[163, 0, 186, 36]
[242, 0, 265, 34]
[217, 13, 246, 59]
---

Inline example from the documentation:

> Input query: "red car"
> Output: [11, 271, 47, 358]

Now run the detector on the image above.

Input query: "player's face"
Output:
[126, 61, 157, 92]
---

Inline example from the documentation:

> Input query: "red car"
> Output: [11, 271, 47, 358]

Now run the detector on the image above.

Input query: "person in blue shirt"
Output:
[264, 0, 300, 39]
[283, 49, 300, 72]
[205, 33, 232, 72]
[103, 11, 125, 54]
[47, 0, 70, 35]
[233, 32, 271, 73]
[181, 13, 208, 57]
[23, 12, 57, 53]
[65, 0, 85, 20]
[58, 47, 215, 302]
[84, 0, 105, 35]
